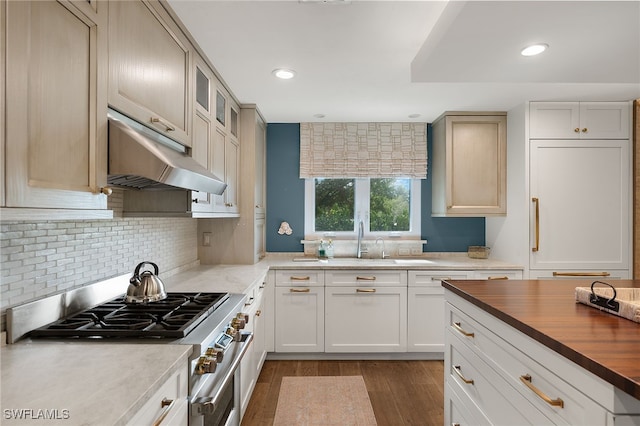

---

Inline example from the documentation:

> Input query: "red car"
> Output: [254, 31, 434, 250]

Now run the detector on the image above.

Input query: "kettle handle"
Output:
[130, 261, 159, 284]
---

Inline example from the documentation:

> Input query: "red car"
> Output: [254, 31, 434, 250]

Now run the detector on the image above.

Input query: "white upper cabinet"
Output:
[108, 0, 192, 146]
[530, 102, 629, 139]
[3, 0, 111, 218]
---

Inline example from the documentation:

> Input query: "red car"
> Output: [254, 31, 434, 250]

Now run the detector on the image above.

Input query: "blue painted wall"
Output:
[266, 123, 485, 252]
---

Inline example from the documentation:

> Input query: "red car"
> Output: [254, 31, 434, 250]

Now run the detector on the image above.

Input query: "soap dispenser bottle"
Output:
[318, 239, 326, 258]
[326, 239, 334, 259]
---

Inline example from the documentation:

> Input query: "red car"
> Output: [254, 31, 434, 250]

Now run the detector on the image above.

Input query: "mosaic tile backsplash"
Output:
[0, 217, 198, 321]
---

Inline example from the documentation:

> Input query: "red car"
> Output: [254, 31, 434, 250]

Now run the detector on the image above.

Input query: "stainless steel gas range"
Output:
[6, 275, 252, 426]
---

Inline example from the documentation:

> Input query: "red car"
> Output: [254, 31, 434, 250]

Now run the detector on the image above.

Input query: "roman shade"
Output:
[299, 122, 427, 178]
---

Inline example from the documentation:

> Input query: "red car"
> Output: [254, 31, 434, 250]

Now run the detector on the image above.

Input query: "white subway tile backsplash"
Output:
[0, 217, 198, 324]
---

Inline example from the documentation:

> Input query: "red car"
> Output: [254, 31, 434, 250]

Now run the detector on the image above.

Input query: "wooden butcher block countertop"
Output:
[441, 279, 640, 400]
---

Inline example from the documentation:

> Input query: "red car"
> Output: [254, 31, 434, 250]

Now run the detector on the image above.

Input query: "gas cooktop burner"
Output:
[29, 292, 229, 339]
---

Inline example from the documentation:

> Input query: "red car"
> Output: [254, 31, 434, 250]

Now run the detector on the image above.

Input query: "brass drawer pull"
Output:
[520, 374, 564, 408]
[290, 276, 311, 281]
[255, 310, 262, 317]
[532, 197, 540, 252]
[150, 116, 176, 132]
[487, 276, 509, 280]
[356, 276, 376, 281]
[453, 365, 474, 384]
[552, 271, 610, 277]
[356, 288, 376, 293]
[453, 322, 474, 338]
[290, 288, 310, 293]
[431, 277, 451, 281]
[152, 398, 176, 426]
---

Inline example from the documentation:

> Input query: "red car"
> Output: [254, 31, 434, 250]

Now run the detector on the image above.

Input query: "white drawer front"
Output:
[275, 270, 324, 287]
[445, 382, 491, 426]
[409, 270, 471, 286]
[325, 270, 407, 287]
[473, 270, 523, 280]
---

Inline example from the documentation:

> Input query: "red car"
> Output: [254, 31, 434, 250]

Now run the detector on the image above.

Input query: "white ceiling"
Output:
[168, 0, 640, 123]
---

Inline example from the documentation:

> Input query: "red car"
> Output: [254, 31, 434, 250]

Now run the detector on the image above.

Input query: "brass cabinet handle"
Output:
[100, 187, 113, 196]
[581, 128, 588, 133]
[487, 276, 509, 280]
[552, 271, 610, 277]
[532, 197, 540, 252]
[289, 288, 310, 293]
[150, 116, 176, 132]
[255, 309, 262, 317]
[520, 374, 564, 408]
[356, 276, 376, 281]
[574, 127, 580, 133]
[225, 203, 234, 207]
[453, 365, 474, 384]
[290, 276, 311, 281]
[453, 322, 474, 338]
[152, 398, 176, 426]
[356, 288, 376, 293]
[244, 297, 254, 306]
[431, 277, 451, 281]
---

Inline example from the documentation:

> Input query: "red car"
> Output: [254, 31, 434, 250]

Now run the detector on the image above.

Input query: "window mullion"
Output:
[355, 178, 371, 233]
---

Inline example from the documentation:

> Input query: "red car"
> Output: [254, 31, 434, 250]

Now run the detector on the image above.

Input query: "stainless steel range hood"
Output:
[107, 109, 227, 195]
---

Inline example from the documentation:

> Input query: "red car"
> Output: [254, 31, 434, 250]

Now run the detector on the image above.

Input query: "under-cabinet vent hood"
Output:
[107, 109, 227, 195]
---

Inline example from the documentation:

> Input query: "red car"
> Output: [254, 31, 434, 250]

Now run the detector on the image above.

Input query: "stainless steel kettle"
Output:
[126, 261, 168, 303]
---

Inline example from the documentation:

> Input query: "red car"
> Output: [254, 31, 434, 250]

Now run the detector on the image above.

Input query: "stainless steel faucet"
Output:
[357, 220, 367, 258]
[375, 237, 388, 259]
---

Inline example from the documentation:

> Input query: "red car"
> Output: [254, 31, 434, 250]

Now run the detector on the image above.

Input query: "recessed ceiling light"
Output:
[521, 43, 549, 57]
[408, 114, 421, 119]
[272, 68, 296, 79]
[313, 113, 326, 119]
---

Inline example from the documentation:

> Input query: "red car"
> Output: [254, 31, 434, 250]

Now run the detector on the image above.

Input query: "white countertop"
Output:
[0, 342, 191, 425]
[163, 252, 523, 294]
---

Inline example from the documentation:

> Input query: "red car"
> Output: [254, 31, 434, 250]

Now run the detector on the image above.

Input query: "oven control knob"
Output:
[195, 356, 217, 375]
[231, 317, 245, 330]
[205, 347, 224, 362]
[226, 326, 237, 337]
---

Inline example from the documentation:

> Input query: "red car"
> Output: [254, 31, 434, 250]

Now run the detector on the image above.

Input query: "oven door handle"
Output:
[191, 332, 254, 416]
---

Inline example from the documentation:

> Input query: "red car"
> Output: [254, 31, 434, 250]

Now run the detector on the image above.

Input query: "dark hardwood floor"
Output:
[241, 359, 444, 426]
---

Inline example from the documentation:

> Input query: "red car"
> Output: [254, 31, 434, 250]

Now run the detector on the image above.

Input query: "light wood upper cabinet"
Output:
[3, 0, 110, 216]
[191, 60, 216, 214]
[530, 102, 629, 139]
[432, 112, 507, 217]
[108, 0, 192, 146]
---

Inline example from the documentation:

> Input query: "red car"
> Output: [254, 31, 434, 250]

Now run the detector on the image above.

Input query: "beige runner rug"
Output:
[273, 376, 377, 425]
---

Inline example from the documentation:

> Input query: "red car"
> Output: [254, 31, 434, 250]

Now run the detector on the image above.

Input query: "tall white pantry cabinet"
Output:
[486, 101, 632, 279]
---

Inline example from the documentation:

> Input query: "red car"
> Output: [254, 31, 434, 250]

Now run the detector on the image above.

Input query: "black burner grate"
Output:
[29, 292, 229, 339]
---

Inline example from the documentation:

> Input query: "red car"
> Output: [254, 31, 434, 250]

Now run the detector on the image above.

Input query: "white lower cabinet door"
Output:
[325, 286, 407, 352]
[408, 270, 469, 353]
[529, 139, 630, 271]
[275, 286, 324, 352]
[408, 286, 445, 353]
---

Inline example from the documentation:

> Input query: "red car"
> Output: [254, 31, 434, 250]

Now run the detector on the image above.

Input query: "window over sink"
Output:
[304, 177, 421, 239]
